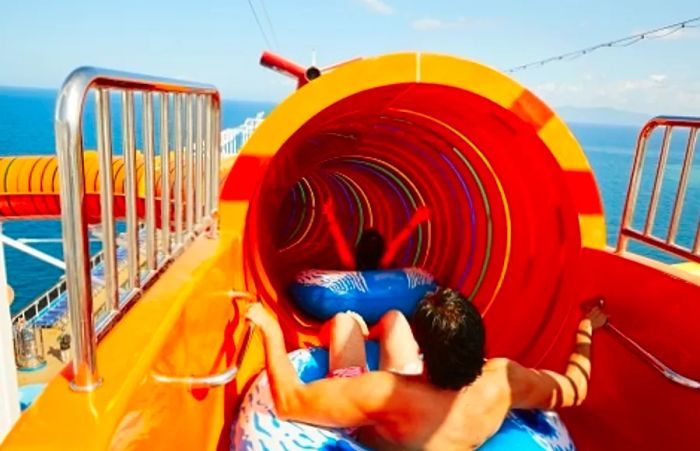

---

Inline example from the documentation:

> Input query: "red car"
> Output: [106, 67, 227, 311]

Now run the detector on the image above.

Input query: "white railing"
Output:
[11, 250, 104, 325]
[12, 279, 67, 326]
[221, 112, 264, 157]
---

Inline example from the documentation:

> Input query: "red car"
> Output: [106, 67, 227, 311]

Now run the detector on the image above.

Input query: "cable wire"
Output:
[257, 0, 280, 51]
[246, 0, 274, 50]
[506, 16, 700, 73]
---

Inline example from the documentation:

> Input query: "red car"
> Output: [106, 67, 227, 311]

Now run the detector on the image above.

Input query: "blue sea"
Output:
[0, 86, 697, 314]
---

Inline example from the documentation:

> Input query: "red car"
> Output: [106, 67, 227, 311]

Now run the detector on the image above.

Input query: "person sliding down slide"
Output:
[246, 289, 608, 451]
[322, 199, 431, 270]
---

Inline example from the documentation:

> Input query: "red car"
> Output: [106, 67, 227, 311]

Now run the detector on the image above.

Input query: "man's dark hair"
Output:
[411, 288, 485, 390]
[355, 228, 385, 270]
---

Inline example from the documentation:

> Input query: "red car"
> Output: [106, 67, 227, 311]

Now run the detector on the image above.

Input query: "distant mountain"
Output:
[554, 106, 652, 127]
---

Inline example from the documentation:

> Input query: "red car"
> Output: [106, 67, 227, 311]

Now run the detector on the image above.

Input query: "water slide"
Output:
[221, 53, 698, 450]
[224, 52, 608, 363]
[0, 152, 235, 222]
[2, 53, 698, 451]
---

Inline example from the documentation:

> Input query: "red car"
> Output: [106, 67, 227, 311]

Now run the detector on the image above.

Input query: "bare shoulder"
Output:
[480, 358, 531, 400]
[484, 357, 511, 370]
[484, 358, 530, 377]
[482, 358, 520, 380]
[483, 359, 560, 410]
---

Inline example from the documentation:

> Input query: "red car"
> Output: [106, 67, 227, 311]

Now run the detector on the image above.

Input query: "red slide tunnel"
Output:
[220, 52, 607, 364]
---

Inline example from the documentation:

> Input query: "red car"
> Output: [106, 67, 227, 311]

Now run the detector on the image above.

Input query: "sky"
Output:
[1, 0, 699, 114]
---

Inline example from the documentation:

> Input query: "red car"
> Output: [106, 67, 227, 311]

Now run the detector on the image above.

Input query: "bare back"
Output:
[249, 298, 602, 450]
[356, 359, 514, 451]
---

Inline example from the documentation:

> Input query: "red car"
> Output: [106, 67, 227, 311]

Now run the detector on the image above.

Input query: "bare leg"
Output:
[369, 310, 421, 373]
[320, 313, 367, 372]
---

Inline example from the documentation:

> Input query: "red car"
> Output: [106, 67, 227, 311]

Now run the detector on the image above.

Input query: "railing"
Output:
[616, 116, 700, 263]
[11, 111, 264, 330]
[221, 112, 264, 157]
[11, 250, 104, 325]
[11, 280, 66, 326]
[91, 227, 148, 331]
[55, 67, 221, 391]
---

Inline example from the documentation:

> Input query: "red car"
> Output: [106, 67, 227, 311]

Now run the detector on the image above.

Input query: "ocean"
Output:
[1, 87, 697, 314]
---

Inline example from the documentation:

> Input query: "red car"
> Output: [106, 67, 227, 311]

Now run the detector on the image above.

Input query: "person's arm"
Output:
[509, 305, 607, 409]
[380, 206, 431, 268]
[322, 199, 355, 269]
[246, 304, 396, 427]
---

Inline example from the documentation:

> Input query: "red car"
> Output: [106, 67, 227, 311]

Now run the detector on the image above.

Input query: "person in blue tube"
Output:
[322, 198, 431, 270]
[246, 289, 607, 450]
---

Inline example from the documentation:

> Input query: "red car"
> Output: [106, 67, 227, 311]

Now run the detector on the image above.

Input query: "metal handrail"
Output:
[616, 116, 700, 263]
[151, 292, 258, 388]
[13, 109, 263, 326]
[153, 324, 256, 389]
[152, 359, 241, 389]
[55, 67, 221, 391]
[607, 322, 700, 389]
[151, 324, 256, 389]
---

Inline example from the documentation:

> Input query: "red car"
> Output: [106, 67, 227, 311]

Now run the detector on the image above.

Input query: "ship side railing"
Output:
[12, 277, 66, 327]
[10, 250, 104, 325]
[616, 116, 699, 263]
[220, 111, 264, 157]
[55, 67, 221, 391]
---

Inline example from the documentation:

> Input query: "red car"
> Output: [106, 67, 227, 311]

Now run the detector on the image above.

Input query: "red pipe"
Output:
[260, 51, 309, 88]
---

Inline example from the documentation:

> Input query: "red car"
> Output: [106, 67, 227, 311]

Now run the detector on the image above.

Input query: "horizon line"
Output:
[0, 84, 279, 104]
[1, 84, 659, 118]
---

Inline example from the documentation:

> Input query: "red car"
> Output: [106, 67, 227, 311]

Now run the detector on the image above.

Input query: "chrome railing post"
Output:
[174, 94, 184, 247]
[211, 98, 221, 213]
[55, 69, 101, 391]
[667, 128, 697, 243]
[616, 124, 652, 252]
[185, 95, 194, 236]
[160, 93, 171, 256]
[122, 91, 140, 292]
[204, 96, 212, 216]
[96, 89, 118, 315]
[195, 95, 204, 224]
[143, 92, 157, 271]
[643, 126, 672, 235]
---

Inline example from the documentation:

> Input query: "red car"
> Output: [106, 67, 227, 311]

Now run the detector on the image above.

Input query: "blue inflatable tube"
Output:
[289, 268, 437, 323]
[231, 344, 575, 450]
